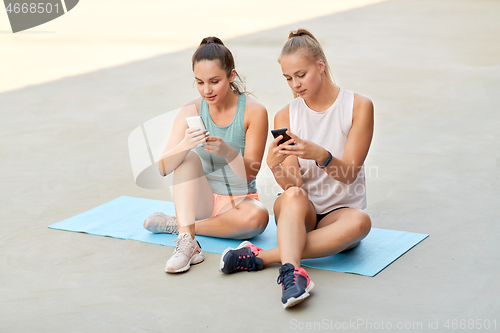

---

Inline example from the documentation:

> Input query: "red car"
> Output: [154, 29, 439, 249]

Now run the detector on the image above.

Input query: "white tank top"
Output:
[289, 88, 367, 214]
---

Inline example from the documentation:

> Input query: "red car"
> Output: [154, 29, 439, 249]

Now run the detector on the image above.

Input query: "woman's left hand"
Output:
[279, 130, 327, 162]
[203, 136, 231, 157]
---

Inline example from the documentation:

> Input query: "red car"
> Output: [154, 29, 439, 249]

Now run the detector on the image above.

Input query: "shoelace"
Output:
[147, 212, 179, 234]
[173, 234, 192, 256]
[164, 216, 178, 235]
[277, 267, 296, 290]
[235, 253, 258, 271]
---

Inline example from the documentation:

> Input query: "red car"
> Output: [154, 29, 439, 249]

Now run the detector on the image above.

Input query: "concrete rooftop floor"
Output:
[1, 0, 499, 332]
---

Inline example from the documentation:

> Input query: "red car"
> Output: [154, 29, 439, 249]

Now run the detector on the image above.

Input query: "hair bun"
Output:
[200, 36, 224, 46]
[288, 29, 313, 40]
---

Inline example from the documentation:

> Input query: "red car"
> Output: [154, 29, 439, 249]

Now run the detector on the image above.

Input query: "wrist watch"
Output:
[315, 150, 332, 169]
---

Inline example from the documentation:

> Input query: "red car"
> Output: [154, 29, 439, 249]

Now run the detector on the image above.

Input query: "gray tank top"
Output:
[195, 94, 257, 195]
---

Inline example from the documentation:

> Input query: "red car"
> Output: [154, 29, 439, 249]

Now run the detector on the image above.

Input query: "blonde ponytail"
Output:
[279, 29, 335, 98]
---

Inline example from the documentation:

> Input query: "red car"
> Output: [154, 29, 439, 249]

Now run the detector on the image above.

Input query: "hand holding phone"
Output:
[184, 116, 209, 150]
[271, 128, 294, 145]
[186, 116, 207, 132]
[267, 128, 292, 169]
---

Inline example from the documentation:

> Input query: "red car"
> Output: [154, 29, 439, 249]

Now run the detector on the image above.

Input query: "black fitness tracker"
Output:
[316, 150, 332, 169]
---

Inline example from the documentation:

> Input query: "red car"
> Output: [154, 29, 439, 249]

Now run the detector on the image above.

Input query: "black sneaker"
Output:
[277, 263, 315, 309]
[219, 241, 264, 274]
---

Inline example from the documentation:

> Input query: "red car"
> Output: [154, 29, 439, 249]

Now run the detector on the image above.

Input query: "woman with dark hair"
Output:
[144, 37, 269, 274]
[220, 29, 373, 309]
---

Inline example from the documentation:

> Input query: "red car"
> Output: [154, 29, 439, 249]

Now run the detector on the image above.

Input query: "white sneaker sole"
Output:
[165, 251, 204, 274]
[283, 281, 315, 309]
[219, 241, 251, 273]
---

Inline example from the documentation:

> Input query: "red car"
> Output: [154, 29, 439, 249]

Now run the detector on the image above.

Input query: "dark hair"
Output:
[192, 36, 245, 94]
[279, 29, 335, 98]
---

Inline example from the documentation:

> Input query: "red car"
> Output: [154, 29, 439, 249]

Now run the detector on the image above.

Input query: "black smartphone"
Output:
[271, 128, 294, 145]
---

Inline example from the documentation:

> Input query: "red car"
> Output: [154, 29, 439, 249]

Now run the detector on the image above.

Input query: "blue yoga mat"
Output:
[49, 196, 428, 276]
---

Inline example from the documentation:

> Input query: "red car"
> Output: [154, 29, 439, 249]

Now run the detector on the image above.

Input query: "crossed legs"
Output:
[257, 187, 371, 266]
[171, 151, 268, 239]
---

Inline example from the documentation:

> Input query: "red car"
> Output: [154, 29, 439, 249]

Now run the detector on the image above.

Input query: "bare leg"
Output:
[172, 151, 268, 239]
[257, 187, 371, 266]
[275, 187, 316, 267]
[194, 197, 269, 239]
[172, 151, 214, 237]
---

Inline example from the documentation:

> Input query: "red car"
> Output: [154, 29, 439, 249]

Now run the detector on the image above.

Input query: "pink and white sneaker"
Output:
[143, 212, 178, 234]
[165, 232, 204, 273]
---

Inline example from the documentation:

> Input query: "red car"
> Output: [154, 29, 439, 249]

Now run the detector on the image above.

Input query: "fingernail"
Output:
[196, 127, 200, 130]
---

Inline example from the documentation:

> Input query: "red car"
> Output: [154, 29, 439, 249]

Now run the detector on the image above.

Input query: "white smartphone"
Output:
[186, 116, 207, 132]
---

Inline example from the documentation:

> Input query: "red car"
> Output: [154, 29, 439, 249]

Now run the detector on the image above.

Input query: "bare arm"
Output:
[239, 97, 269, 181]
[266, 105, 303, 190]
[157, 101, 206, 176]
[207, 97, 268, 181]
[282, 94, 374, 184]
[321, 94, 373, 183]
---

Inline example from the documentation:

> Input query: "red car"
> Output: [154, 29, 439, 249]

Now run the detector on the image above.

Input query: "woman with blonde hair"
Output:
[220, 29, 373, 309]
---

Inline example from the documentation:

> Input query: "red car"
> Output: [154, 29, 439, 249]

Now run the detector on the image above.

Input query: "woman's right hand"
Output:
[181, 127, 208, 151]
[266, 135, 294, 169]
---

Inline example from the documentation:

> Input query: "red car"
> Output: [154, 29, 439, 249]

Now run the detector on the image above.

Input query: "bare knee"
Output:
[242, 207, 269, 235]
[354, 211, 371, 238]
[180, 151, 202, 167]
[339, 212, 371, 252]
[273, 187, 311, 229]
[283, 186, 308, 198]
[277, 187, 309, 208]
[174, 151, 204, 181]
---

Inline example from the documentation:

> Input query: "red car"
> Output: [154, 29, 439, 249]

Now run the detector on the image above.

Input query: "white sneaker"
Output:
[165, 232, 204, 273]
[143, 212, 178, 234]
